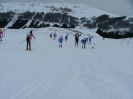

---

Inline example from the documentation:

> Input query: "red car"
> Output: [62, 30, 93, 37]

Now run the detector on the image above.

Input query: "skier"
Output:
[58, 36, 63, 47]
[75, 33, 81, 46]
[53, 33, 57, 40]
[81, 38, 86, 48]
[88, 36, 92, 44]
[65, 33, 68, 41]
[85, 38, 88, 43]
[26, 30, 36, 50]
[0, 28, 4, 43]
[50, 33, 52, 38]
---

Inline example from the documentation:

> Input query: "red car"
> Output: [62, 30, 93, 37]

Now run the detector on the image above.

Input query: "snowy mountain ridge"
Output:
[0, 2, 120, 18]
[0, 2, 132, 34]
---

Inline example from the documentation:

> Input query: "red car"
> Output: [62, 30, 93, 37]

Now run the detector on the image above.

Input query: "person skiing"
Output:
[75, 33, 81, 46]
[85, 38, 88, 43]
[88, 36, 92, 44]
[53, 33, 57, 40]
[65, 33, 68, 41]
[26, 30, 36, 50]
[81, 38, 86, 48]
[58, 36, 63, 47]
[0, 28, 4, 43]
[50, 33, 52, 38]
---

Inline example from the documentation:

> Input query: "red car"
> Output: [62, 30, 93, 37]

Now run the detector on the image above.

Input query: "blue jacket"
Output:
[58, 37, 63, 43]
[81, 39, 86, 44]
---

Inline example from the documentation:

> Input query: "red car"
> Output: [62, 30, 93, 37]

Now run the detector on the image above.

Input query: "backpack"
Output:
[26, 33, 30, 40]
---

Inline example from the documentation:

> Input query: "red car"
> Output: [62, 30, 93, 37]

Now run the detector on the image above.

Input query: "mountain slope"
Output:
[0, 2, 119, 18]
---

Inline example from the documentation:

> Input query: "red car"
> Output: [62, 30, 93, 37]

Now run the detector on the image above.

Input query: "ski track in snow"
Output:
[0, 28, 133, 99]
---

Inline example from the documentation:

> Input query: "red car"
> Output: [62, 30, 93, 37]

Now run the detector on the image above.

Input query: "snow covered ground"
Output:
[0, 27, 133, 99]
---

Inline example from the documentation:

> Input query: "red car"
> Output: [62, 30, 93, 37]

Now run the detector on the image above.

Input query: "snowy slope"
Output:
[126, 15, 133, 19]
[0, 27, 133, 99]
[0, 2, 119, 18]
[4, 14, 18, 28]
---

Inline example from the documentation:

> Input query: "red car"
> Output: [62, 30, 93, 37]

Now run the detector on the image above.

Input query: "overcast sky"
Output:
[0, 0, 133, 16]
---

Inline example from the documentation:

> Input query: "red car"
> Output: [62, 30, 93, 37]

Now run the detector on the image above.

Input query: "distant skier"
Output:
[85, 38, 88, 43]
[58, 36, 63, 47]
[50, 33, 52, 38]
[53, 33, 57, 40]
[81, 38, 86, 48]
[26, 30, 36, 50]
[75, 33, 81, 46]
[0, 28, 4, 43]
[65, 33, 68, 41]
[88, 36, 92, 44]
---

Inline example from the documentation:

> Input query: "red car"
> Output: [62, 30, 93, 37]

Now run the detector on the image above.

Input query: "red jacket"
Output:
[0, 31, 3, 37]
[30, 33, 35, 40]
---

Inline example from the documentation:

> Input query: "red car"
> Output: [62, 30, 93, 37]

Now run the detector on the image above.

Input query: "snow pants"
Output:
[82, 43, 86, 48]
[59, 42, 62, 47]
[26, 37, 31, 50]
[75, 39, 79, 46]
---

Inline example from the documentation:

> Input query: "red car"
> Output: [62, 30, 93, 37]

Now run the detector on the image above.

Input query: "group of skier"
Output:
[74, 33, 93, 49]
[49, 33, 69, 48]
[0, 28, 93, 50]
[49, 32, 93, 49]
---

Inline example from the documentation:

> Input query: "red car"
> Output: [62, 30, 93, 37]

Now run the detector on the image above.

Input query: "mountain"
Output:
[0, 2, 119, 18]
[0, 2, 133, 38]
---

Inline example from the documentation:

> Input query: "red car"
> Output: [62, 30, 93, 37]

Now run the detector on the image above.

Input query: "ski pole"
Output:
[19, 40, 25, 44]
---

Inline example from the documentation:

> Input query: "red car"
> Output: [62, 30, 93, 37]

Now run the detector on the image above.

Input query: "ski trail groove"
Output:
[0, 49, 72, 83]
[0, 49, 56, 66]
[10, 49, 80, 99]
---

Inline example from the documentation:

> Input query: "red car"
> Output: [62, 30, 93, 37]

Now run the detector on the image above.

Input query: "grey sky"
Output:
[0, 0, 133, 16]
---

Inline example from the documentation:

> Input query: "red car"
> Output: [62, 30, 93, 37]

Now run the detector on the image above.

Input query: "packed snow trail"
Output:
[0, 28, 133, 99]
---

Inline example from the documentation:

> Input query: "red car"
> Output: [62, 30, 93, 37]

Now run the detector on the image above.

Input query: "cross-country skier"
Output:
[65, 33, 68, 41]
[26, 30, 36, 50]
[0, 28, 4, 43]
[58, 36, 63, 47]
[75, 33, 81, 46]
[85, 38, 88, 43]
[53, 33, 57, 40]
[88, 36, 92, 44]
[50, 33, 52, 38]
[81, 38, 86, 48]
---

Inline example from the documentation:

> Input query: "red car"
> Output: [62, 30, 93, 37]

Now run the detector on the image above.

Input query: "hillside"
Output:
[0, 2, 133, 38]
[0, 2, 119, 18]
